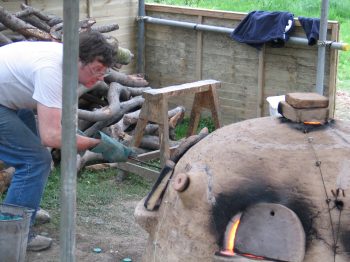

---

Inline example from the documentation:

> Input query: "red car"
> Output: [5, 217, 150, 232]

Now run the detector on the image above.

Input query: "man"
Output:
[0, 31, 115, 251]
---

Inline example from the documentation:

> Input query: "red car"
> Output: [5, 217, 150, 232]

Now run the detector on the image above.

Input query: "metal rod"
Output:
[60, 0, 79, 261]
[316, 0, 330, 95]
[137, 0, 145, 73]
[142, 16, 349, 51]
[128, 156, 161, 170]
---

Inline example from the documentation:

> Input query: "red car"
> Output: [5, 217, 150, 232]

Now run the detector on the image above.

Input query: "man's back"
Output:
[0, 41, 63, 110]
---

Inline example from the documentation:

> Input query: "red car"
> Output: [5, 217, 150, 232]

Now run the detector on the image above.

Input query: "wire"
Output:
[128, 156, 161, 170]
[307, 137, 338, 261]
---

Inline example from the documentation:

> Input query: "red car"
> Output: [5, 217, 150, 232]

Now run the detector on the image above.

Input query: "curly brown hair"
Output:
[79, 31, 116, 67]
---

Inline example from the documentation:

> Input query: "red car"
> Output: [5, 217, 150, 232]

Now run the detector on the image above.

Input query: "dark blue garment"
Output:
[231, 11, 295, 50]
[298, 16, 320, 46]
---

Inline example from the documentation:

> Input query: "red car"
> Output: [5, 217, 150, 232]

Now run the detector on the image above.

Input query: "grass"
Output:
[11, 116, 213, 230]
[33, 167, 153, 230]
[175, 116, 216, 139]
[147, 0, 350, 91]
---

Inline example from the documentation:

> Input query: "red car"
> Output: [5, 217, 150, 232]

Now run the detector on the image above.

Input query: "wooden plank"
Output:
[136, 146, 178, 161]
[257, 45, 266, 117]
[146, 4, 338, 28]
[85, 162, 159, 181]
[146, 3, 247, 20]
[196, 15, 203, 80]
[328, 22, 339, 118]
[86, 0, 92, 18]
[143, 79, 220, 98]
[158, 98, 170, 167]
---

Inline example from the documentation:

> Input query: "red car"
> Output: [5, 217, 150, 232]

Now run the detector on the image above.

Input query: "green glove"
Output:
[91, 131, 134, 162]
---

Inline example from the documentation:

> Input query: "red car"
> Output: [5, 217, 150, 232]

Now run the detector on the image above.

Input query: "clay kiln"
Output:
[135, 115, 350, 262]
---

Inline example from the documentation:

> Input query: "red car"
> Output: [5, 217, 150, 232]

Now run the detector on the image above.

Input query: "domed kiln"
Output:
[135, 116, 350, 262]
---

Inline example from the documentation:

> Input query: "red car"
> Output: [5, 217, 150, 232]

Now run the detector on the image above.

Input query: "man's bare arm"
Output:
[37, 103, 100, 150]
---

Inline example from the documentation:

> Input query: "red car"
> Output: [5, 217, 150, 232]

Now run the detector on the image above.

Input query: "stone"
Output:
[279, 101, 329, 123]
[285, 92, 329, 109]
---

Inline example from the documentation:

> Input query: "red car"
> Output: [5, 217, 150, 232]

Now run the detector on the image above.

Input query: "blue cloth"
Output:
[231, 11, 295, 49]
[298, 16, 320, 46]
[0, 105, 51, 226]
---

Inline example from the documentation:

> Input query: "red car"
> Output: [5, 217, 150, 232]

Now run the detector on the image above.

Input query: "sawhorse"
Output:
[132, 79, 222, 167]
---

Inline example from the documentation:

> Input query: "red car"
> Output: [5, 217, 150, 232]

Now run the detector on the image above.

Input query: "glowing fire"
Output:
[220, 213, 265, 260]
[303, 121, 322, 125]
[227, 218, 240, 252]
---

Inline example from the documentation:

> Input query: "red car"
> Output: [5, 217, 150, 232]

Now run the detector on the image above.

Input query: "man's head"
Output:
[78, 31, 116, 87]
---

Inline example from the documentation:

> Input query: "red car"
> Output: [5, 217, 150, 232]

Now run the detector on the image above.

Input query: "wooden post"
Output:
[132, 80, 221, 168]
[257, 45, 266, 117]
[196, 15, 203, 80]
[328, 23, 339, 118]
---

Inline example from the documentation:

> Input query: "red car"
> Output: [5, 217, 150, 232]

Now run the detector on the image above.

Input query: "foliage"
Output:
[175, 116, 215, 140]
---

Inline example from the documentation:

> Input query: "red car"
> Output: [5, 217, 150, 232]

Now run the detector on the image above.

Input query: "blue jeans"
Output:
[0, 105, 52, 225]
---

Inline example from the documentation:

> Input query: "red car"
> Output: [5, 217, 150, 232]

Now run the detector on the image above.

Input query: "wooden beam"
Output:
[196, 15, 203, 80]
[86, 162, 159, 181]
[145, 4, 338, 28]
[87, 0, 93, 18]
[328, 22, 339, 118]
[142, 79, 221, 99]
[257, 45, 266, 117]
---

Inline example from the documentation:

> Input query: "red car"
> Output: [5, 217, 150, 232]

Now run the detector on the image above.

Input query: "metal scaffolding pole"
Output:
[137, 0, 145, 74]
[316, 0, 330, 95]
[141, 16, 349, 51]
[60, 0, 79, 261]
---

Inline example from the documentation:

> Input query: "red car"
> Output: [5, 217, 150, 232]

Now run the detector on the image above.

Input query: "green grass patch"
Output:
[38, 167, 153, 229]
[175, 116, 215, 139]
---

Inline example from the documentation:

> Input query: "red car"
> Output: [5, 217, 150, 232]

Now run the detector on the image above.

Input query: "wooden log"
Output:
[83, 95, 144, 137]
[105, 69, 149, 87]
[47, 15, 63, 27]
[77, 82, 109, 98]
[0, 6, 51, 40]
[20, 3, 51, 22]
[3, 32, 25, 42]
[91, 23, 119, 33]
[78, 83, 148, 122]
[139, 135, 179, 151]
[76, 150, 103, 174]
[21, 15, 51, 33]
[0, 31, 12, 46]
[170, 127, 209, 163]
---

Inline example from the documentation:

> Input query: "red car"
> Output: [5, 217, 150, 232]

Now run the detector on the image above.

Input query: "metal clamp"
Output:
[136, 16, 146, 21]
[317, 40, 335, 47]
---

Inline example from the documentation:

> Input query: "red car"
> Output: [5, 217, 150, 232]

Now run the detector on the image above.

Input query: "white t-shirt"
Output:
[0, 41, 63, 110]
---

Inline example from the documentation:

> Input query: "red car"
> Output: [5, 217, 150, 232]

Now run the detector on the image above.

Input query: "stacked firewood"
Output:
[0, 4, 186, 181]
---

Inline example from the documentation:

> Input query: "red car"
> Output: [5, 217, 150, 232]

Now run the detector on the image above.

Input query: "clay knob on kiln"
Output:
[173, 172, 190, 192]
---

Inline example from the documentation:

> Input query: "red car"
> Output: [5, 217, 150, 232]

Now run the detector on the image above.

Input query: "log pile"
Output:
[0, 4, 187, 184]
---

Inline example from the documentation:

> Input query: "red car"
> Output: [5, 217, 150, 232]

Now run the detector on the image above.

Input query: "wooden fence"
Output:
[144, 4, 339, 124]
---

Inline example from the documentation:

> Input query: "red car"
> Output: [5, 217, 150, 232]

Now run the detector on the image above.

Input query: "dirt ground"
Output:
[25, 90, 350, 262]
[26, 199, 147, 262]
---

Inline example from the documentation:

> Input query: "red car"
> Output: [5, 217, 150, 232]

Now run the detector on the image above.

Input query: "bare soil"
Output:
[25, 90, 350, 262]
[26, 199, 147, 262]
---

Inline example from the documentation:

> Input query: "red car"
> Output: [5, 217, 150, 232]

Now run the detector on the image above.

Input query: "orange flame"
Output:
[303, 121, 322, 125]
[227, 218, 240, 252]
[219, 214, 265, 260]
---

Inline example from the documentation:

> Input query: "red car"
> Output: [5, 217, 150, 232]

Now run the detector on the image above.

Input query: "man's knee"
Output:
[33, 147, 52, 172]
